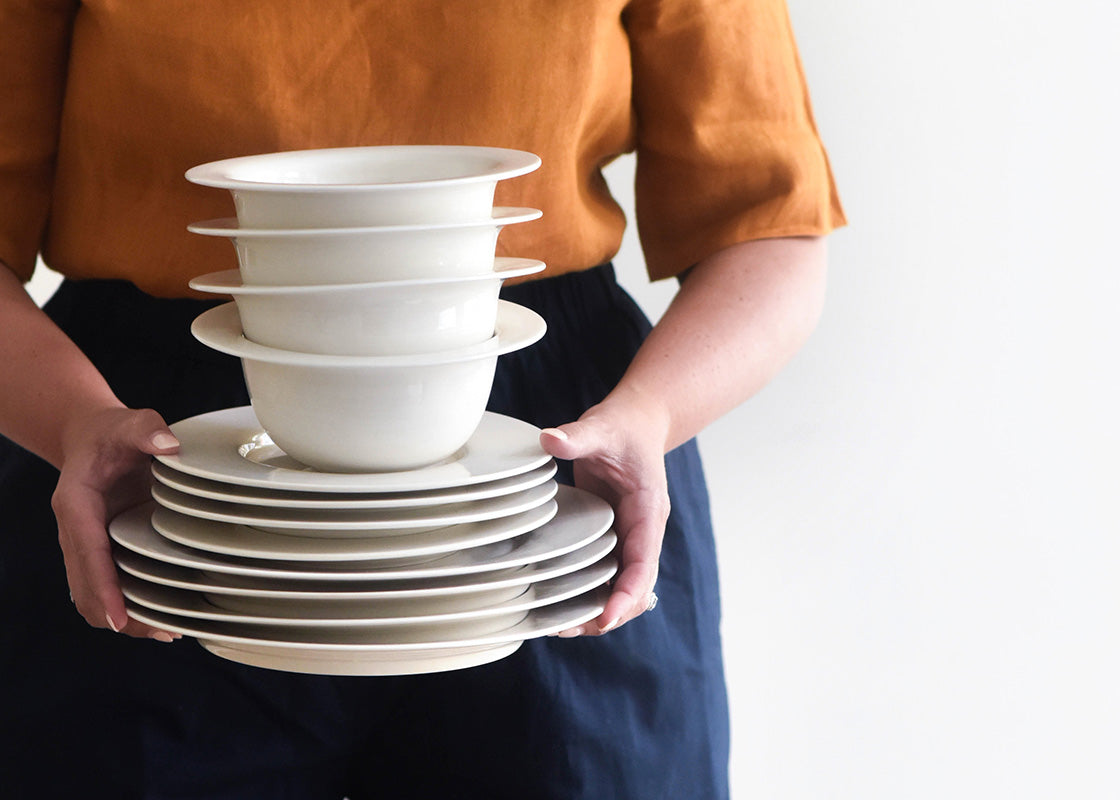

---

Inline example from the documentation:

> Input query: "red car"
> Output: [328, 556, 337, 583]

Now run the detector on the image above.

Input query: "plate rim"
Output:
[156, 407, 551, 493]
[148, 479, 558, 531]
[149, 498, 560, 562]
[148, 457, 560, 508]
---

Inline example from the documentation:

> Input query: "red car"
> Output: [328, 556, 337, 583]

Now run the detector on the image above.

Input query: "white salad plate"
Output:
[157, 407, 551, 493]
[149, 460, 557, 510]
[115, 548, 534, 614]
[110, 486, 615, 580]
[149, 480, 558, 535]
[120, 558, 615, 627]
[148, 498, 559, 561]
[125, 589, 607, 675]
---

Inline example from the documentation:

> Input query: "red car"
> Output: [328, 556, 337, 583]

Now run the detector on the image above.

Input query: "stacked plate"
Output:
[111, 146, 617, 675]
[110, 407, 617, 675]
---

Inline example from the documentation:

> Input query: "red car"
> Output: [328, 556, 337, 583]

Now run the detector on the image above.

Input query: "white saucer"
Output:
[149, 480, 558, 535]
[125, 589, 607, 675]
[150, 460, 557, 510]
[120, 558, 615, 627]
[149, 498, 558, 561]
[157, 407, 551, 493]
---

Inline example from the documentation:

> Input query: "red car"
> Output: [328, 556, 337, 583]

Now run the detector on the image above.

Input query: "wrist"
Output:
[596, 381, 673, 455]
[57, 398, 129, 467]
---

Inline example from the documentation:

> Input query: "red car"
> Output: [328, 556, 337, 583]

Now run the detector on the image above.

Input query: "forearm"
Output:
[609, 236, 828, 452]
[0, 264, 124, 468]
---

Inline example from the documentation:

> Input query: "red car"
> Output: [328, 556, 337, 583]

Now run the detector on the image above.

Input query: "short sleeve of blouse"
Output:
[0, 0, 77, 282]
[625, 0, 846, 280]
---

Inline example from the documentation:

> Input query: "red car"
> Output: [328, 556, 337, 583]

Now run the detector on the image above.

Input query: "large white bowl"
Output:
[187, 207, 542, 286]
[185, 146, 541, 228]
[190, 301, 546, 473]
[188, 257, 544, 356]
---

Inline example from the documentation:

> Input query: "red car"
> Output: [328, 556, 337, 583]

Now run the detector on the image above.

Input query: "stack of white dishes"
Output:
[109, 147, 617, 675]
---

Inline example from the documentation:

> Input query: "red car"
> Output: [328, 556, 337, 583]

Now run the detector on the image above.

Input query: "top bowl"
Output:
[185, 146, 541, 228]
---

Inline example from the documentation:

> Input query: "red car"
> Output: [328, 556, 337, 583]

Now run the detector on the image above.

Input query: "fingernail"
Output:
[557, 627, 583, 638]
[600, 617, 621, 633]
[105, 613, 121, 633]
[150, 432, 179, 450]
[541, 428, 568, 441]
[150, 631, 175, 643]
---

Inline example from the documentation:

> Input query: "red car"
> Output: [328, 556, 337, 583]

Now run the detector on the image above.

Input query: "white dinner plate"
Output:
[149, 499, 558, 561]
[157, 407, 551, 493]
[150, 460, 558, 510]
[149, 479, 558, 535]
[125, 589, 607, 675]
[120, 558, 615, 627]
[111, 484, 614, 580]
[115, 547, 528, 610]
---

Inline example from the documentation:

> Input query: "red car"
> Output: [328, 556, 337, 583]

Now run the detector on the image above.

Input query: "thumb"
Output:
[539, 418, 607, 461]
[128, 409, 180, 455]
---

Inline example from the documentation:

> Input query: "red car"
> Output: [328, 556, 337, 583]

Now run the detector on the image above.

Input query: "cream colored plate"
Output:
[149, 480, 557, 535]
[149, 460, 557, 510]
[157, 407, 551, 493]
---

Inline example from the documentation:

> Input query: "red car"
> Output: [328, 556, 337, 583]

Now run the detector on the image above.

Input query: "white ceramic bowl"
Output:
[189, 257, 544, 356]
[185, 146, 541, 228]
[191, 301, 546, 473]
[187, 207, 542, 286]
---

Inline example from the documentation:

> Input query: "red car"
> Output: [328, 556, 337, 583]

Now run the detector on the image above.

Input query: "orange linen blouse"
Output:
[1, 0, 845, 298]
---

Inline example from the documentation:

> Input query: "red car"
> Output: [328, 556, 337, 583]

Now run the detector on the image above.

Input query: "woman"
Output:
[0, 0, 844, 796]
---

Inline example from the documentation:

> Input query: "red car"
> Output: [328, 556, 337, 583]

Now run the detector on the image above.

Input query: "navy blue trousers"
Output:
[0, 265, 729, 799]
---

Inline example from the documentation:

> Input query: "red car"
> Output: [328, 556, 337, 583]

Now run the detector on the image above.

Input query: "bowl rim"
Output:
[185, 146, 541, 192]
[191, 300, 546, 367]
[188, 258, 545, 296]
[186, 207, 542, 238]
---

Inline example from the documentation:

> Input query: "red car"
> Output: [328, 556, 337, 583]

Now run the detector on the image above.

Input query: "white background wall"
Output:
[604, 1, 1120, 797]
[26, 2, 1119, 796]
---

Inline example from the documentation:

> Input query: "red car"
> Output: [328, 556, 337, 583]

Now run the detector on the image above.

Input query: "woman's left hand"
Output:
[540, 386, 670, 636]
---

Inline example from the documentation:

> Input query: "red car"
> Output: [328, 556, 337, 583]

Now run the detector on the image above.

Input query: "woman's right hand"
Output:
[52, 406, 182, 641]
